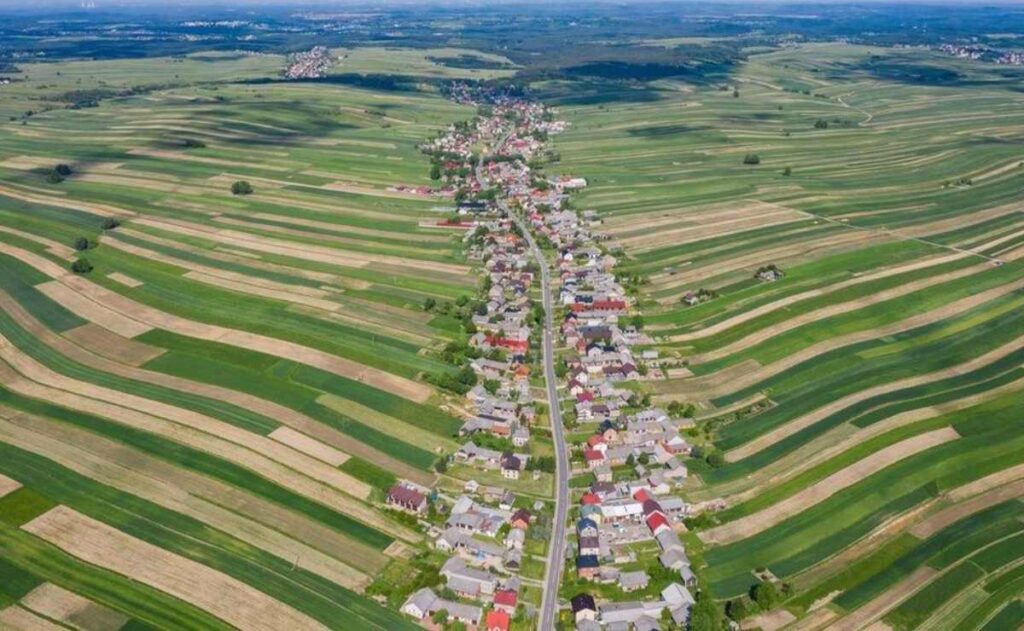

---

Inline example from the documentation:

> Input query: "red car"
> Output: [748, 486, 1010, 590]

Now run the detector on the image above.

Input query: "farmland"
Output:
[548, 42, 1024, 629]
[0, 49, 487, 630]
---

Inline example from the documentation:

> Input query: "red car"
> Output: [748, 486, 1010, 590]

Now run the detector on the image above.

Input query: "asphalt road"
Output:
[509, 209, 569, 631]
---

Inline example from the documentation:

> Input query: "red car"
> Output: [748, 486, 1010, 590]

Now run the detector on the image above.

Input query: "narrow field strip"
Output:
[22, 505, 333, 631]
[703, 427, 960, 544]
[269, 426, 350, 467]
[911, 478, 1024, 539]
[62, 323, 166, 366]
[0, 606, 68, 631]
[830, 567, 938, 631]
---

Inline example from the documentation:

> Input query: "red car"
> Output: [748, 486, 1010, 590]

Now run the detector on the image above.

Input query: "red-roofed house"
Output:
[646, 512, 671, 536]
[486, 609, 510, 631]
[493, 589, 518, 614]
[386, 484, 427, 514]
[580, 492, 601, 506]
[583, 449, 605, 470]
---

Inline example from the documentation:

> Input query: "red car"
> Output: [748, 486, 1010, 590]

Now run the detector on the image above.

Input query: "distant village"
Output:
[284, 46, 334, 79]
[378, 83, 705, 631]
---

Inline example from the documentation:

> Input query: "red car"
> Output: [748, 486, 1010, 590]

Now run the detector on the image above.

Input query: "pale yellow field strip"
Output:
[829, 567, 938, 631]
[0, 287, 432, 486]
[106, 272, 143, 288]
[0, 225, 76, 259]
[690, 262, 989, 364]
[247, 211, 451, 243]
[20, 582, 129, 631]
[0, 606, 68, 631]
[1, 242, 431, 402]
[911, 477, 1024, 539]
[703, 428, 959, 544]
[76, 173, 212, 196]
[725, 331, 1024, 462]
[37, 281, 154, 338]
[184, 270, 343, 312]
[0, 183, 130, 219]
[23, 506, 333, 631]
[318, 393, 457, 453]
[125, 147, 293, 171]
[62, 323, 166, 366]
[742, 609, 796, 631]
[0, 471, 21, 498]
[269, 426, 350, 467]
[669, 252, 968, 342]
[0, 410, 377, 585]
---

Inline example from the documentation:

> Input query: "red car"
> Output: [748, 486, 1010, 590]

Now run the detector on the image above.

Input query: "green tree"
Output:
[423, 297, 437, 312]
[431, 609, 449, 625]
[751, 581, 779, 610]
[72, 237, 90, 251]
[70, 258, 93, 274]
[429, 164, 442, 180]
[743, 154, 760, 165]
[782, 166, 792, 176]
[231, 180, 253, 195]
[55, 163, 72, 177]
[101, 217, 121, 230]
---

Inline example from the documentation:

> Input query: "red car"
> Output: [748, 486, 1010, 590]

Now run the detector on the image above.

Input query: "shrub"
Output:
[70, 258, 93, 274]
[782, 167, 792, 176]
[814, 119, 829, 129]
[72, 236, 90, 251]
[230, 180, 253, 195]
[183, 138, 206, 148]
[751, 581, 780, 610]
[742, 154, 760, 165]
[45, 170, 65, 184]
[55, 163, 72, 176]
[101, 217, 121, 230]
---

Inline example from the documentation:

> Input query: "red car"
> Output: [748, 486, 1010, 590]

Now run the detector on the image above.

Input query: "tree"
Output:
[751, 581, 779, 610]
[183, 138, 206, 148]
[101, 217, 121, 230]
[431, 609, 449, 625]
[706, 451, 725, 468]
[46, 169, 65, 184]
[689, 587, 724, 631]
[743, 154, 760, 165]
[429, 164, 442, 180]
[70, 257, 93, 274]
[231, 180, 253, 195]
[726, 598, 750, 621]
[733, 88, 740, 98]
[814, 119, 829, 129]
[434, 458, 448, 474]
[73, 237, 90, 251]
[782, 166, 792, 177]
[423, 297, 437, 312]
[55, 164, 72, 177]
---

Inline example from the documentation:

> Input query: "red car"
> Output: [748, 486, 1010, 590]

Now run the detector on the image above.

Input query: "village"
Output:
[382, 83, 702, 631]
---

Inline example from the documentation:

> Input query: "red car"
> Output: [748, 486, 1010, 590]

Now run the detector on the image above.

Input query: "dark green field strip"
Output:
[981, 601, 1024, 631]
[0, 486, 57, 527]
[0, 522, 233, 631]
[138, 331, 441, 469]
[885, 561, 986, 630]
[698, 259, 1024, 377]
[338, 457, 398, 492]
[967, 532, 1024, 573]
[0, 386, 394, 550]
[0, 182, 108, 230]
[705, 414, 1024, 597]
[929, 212, 1024, 247]
[0, 253, 86, 333]
[0, 443, 417, 630]
[0, 305, 281, 436]
[833, 500, 1024, 611]
[0, 556, 43, 607]
[679, 255, 978, 355]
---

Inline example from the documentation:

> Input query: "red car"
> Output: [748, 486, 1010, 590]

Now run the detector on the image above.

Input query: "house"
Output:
[577, 518, 599, 538]
[594, 464, 613, 483]
[618, 570, 650, 593]
[510, 508, 531, 530]
[646, 512, 672, 536]
[385, 484, 427, 515]
[583, 449, 605, 469]
[505, 528, 525, 550]
[493, 589, 518, 614]
[578, 535, 600, 557]
[501, 452, 522, 480]
[441, 557, 497, 599]
[485, 610, 510, 631]
[571, 594, 598, 622]
[576, 554, 600, 579]
[400, 588, 482, 626]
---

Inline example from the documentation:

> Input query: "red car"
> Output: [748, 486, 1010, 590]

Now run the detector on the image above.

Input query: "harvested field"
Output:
[0, 471, 21, 498]
[20, 582, 129, 631]
[106, 272, 143, 288]
[910, 478, 1024, 539]
[0, 606, 68, 631]
[269, 426, 350, 467]
[741, 608, 796, 631]
[23, 505, 334, 631]
[62, 323, 166, 366]
[36, 281, 153, 339]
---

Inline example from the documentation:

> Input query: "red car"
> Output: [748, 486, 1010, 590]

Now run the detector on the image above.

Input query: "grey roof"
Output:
[618, 570, 650, 590]
[634, 615, 661, 631]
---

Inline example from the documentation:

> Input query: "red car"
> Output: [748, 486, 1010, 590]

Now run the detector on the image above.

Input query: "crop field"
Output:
[550, 42, 1024, 629]
[0, 50, 485, 630]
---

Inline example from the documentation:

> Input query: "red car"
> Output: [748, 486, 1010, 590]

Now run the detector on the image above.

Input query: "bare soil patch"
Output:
[0, 606, 67, 631]
[269, 426, 350, 467]
[62, 323, 165, 366]
[742, 609, 796, 631]
[21, 582, 129, 631]
[0, 472, 21, 498]
[36, 281, 152, 338]
[106, 272, 143, 288]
